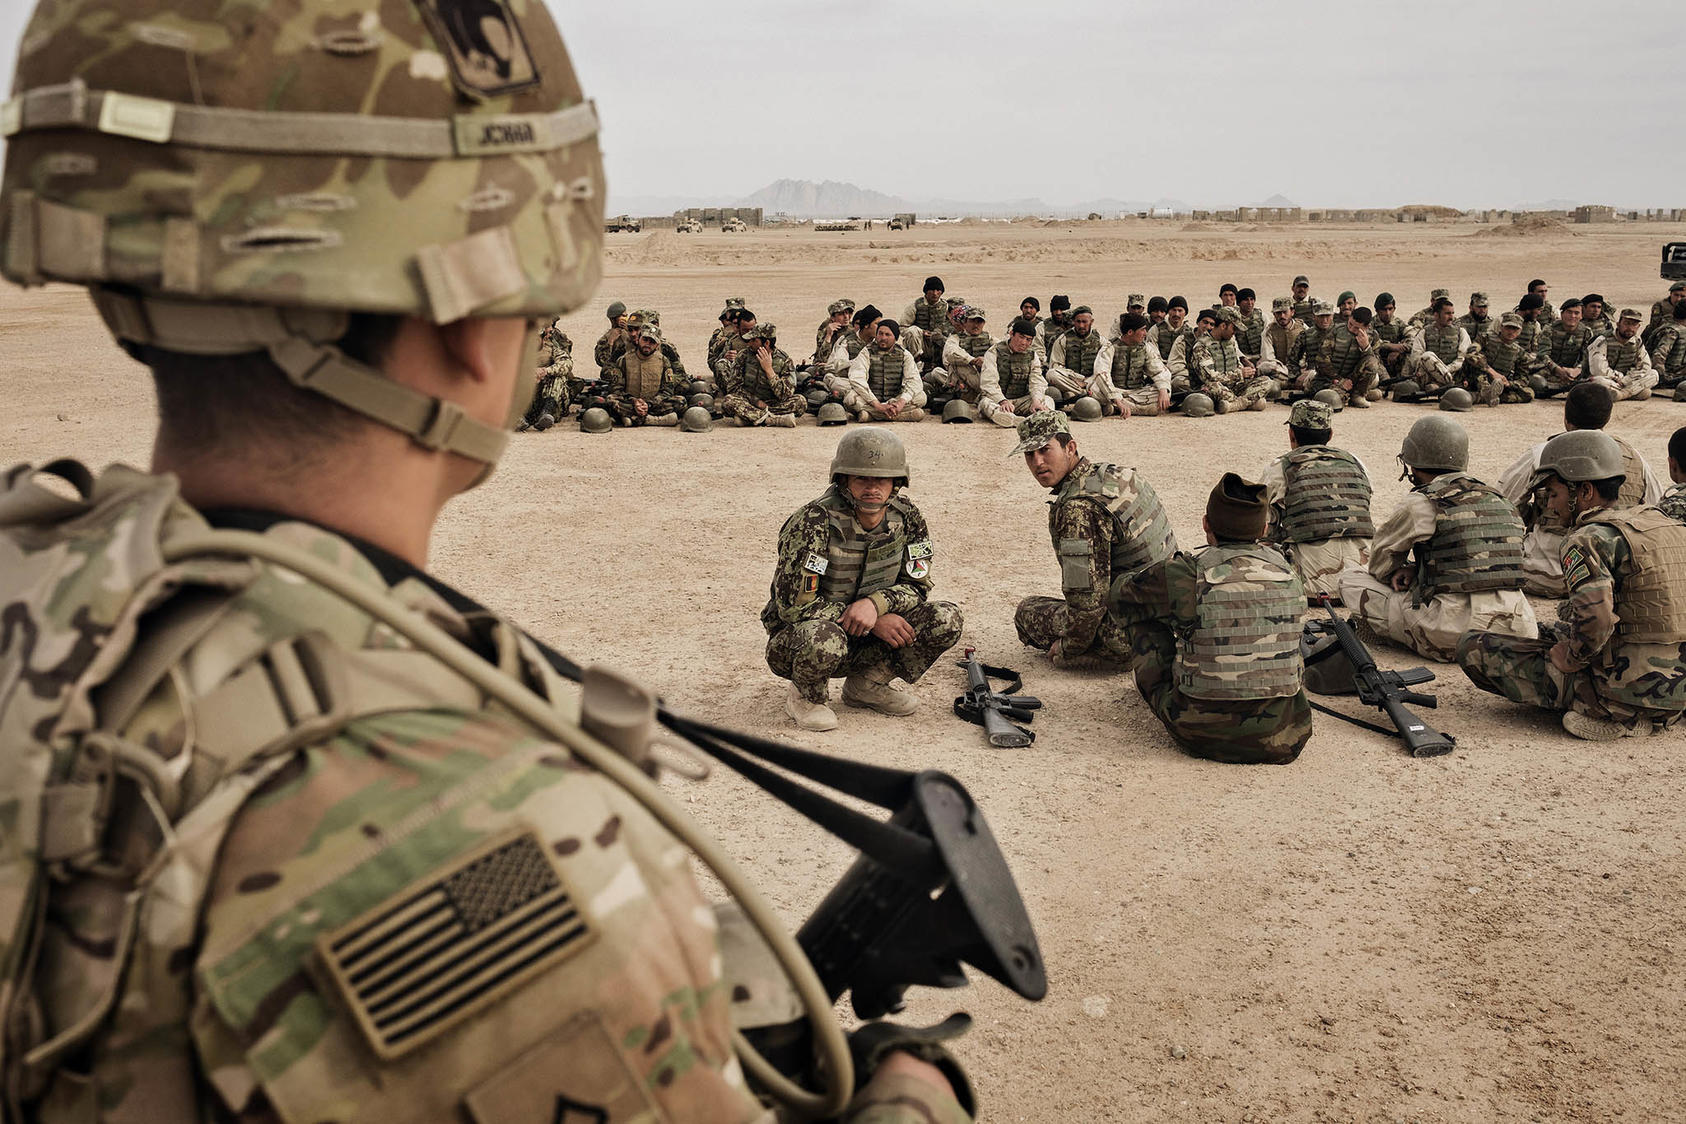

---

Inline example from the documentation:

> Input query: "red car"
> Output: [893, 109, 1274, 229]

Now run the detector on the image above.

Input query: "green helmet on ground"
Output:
[680, 406, 712, 432]
[816, 401, 849, 426]
[1439, 387, 1474, 412]
[689, 379, 712, 396]
[1390, 379, 1421, 400]
[1069, 396, 1103, 421]
[830, 427, 909, 486]
[689, 392, 714, 409]
[1, 0, 605, 476]
[1399, 415, 1469, 473]
[941, 399, 977, 424]
[804, 387, 831, 411]
[1312, 389, 1345, 411]
[1182, 393, 1215, 418]
[1532, 431, 1625, 486]
[579, 407, 613, 433]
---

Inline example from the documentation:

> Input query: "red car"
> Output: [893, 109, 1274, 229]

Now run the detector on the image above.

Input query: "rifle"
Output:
[952, 648, 1041, 747]
[1302, 594, 1456, 758]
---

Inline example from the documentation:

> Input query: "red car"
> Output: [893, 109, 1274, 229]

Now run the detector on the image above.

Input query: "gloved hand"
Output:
[848, 1012, 975, 1117]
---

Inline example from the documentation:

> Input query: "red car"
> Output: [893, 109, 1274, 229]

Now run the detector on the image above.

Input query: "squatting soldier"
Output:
[1650, 301, 1686, 393]
[1456, 291, 1493, 341]
[1464, 312, 1536, 405]
[0, 0, 969, 1118]
[1458, 431, 1686, 741]
[1533, 297, 1592, 397]
[901, 275, 950, 371]
[1109, 474, 1312, 765]
[979, 318, 1050, 427]
[825, 304, 882, 400]
[594, 298, 629, 367]
[1169, 307, 1218, 395]
[712, 306, 759, 384]
[1498, 384, 1662, 596]
[1257, 296, 1305, 387]
[521, 317, 574, 431]
[1191, 308, 1271, 412]
[707, 295, 748, 369]
[1408, 287, 1453, 330]
[1036, 294, 1074, 361]
[600, 325, 688, 426]
[1235, 288, 1267, 362]
[1045, 306, 1104, 400]
[1260, 400, 1375, 599]
[1012, 411, 1178, 667]
[721, 323, 804, 427]
[762, 428, 963, 731]
[1148, 296, 1192, 364]
[1370, 292, 1413, 380]
[1645, 280, 1686, 347]
[1400, 297, 1471, 400]
[1307, 305, 1381, 408]
[1089, 312, 1172, 417]
[1291, 275, 1316, 324]
[848, 319, 928, 422]
[1336, 416, 1537, 662]
[1585, 308, 1658, 401]
[815, 297, 855, 367]
[938, 307, 994, 402]
[1662, 426, 1686, 522]
[1581, 293, 1615, 338]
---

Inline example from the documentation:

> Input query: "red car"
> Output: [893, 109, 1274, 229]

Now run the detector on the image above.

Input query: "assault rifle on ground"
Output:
[1301, 594, 1456, 758]
[953, 648, 1041, 747]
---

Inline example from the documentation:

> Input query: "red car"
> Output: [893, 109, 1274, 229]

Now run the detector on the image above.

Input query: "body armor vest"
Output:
[1174, 544, 1304, 701]
[736, 348, 790, 400]
[1422, 322, 1463, 364]
[1292, 298, 1315, 324]
[1602, 334, 1644, 374]
[912, 298, 946, 332]
[1515, 316, 1542, 354]
[1197, 337, 1245, 385]
[1371, 317, 1409, 345]
[993, 342, 1036, 398]
[1652, 324, 1686, 375]
[866, 346, 908, 400]
[958, 331, 993, 358]
[1457, 313, 1491, 340]
[1056, 463, 1177, 578]
[814, 488, 913, 602]
[620, 349, 668, 399]
[1265, 321, 1300, 362]
[1583, 507, 1686, 644]
[1612, 435, 1649, 510]
[1417, 474, 1526, 596]
[838, 332, 870, 363]
[1319, 329, 1363, 378]
[1108, 344, 1157, 390]
[1058, 331, 1102, 374]
[1236, 311, 1266, 357]
[1153, 323, 1189, 362]
[1585, 313, 1614, 338]
[1479, 335, 1525, 378]
[1280, 447, 1374, 542]
[1542, 322, 1590, 368]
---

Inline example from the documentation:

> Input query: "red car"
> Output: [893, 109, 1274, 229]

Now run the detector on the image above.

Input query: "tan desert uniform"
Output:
[1585, 313, 1660, 401]
[847, 340, 928, 419]
[1338, 472, 1538, 661]
[825, 326, 875, 402]
[979, 338, 1049, 425]
[941, 321, 995, 398]
[1088, 336, 1171, 414]
[1045, 322, 1104, 398]
[1405, 320, 1472, 392]
[1256, 299, 1303, 383]
[1259, 408, 1374, 598]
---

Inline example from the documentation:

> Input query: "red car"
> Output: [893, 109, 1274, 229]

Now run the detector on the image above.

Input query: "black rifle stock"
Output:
[1308, 594, 1457, 757]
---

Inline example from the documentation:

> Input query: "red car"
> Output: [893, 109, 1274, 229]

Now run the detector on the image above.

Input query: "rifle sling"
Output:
[1307, 698, 1398, 738]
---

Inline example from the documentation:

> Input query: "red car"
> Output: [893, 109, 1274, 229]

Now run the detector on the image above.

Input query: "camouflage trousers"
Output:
[522, 374, 570, 425]
[1336, 570, 1538, 663]
[1013, 596, 1135, 665]
[1130, 621, 1312, 765]
[1456, 630, 1686, 732]
[1589, 369, 1659, 402]
[1284, 537, 1370, 599]
[1083, 378, 1165, 416]
[899, 327, 946, 372]
[765, 601, 964, 702]
[925, 366, 981, 402]
[1405, 353, 1461, 393]
[1528, 368, 1582, 398]
[1209, 374, 1274, 410]
[720, 393, 806, 425]
[602, 392, 687, 425]
[1309, 358, 1381, 405]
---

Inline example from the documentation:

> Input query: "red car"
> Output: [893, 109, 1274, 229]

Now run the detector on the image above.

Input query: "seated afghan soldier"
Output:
[1234, 288, 1267, 363]
[720, 322, 803, 427]
[761, 428, 963, 731]
[1107, 293, 1148, 338]
[1168, 307, 1217, 396]
[1662, 425, 1686, 522]
[1011, 410, 1178, 668]
[1333, 290, 1358, 322]
[1458, 430, 1686, 741]
[599, 325, 688, 427]
[1148, 296, 1192, 366]
[1088, 312, 1171, 418]
[1260, 400, 1374, 600]
[847, 319, 928, 422]
[978, 318, 1050, 428]
[1456, 291, 1494, 342]
[1396, 297, 1471, 401]
[1307, 305, 1381, 408]
[1581, 293, 1615, 339]
[937, 307, 993, 402]
[607, 308, 687, 380]
[592, 298, 629, 369]
[519, 317, 573, 432]
[1532, 297, 1592, 397]
[1513, 291, 1549, 356]
[706, 296, 747, 372]
[1464, 312, 1536, 406]
[712, 307, 759, 385]
[1035, 294, 1074, 363]
[1498, 383, 1663, 596]
[1045, 305, 1103, 401]
[1109, 473, 1312, 765]
[1280, 301, 1336, 400]
[899, 275, 950, 372]
[1190, 308, 1272, 412]
[1290, 275, 1316, 324]
[1407, 287, 1453, 330]
[1257, 296, 1304, 389]
[814, 298, 855, 368]
[1336, 416, 1537, 663]
[823, 304, 881, 401]
[1370, 292, 1413, 381]
[1650, 300, 1686, 395]
[1585, 308, 1660, 401]
[1645, 280, 1686, 349]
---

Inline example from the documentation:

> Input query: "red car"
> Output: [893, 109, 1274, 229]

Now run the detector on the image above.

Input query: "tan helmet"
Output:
[1, 0, 604, 475]
[1531, 430, 1625, 486]
[680, 406, 712, 432]
[1181, 392, 1215, 418]
[829, 426, 909, 486]
[1399, 415, 1469, 474]
[815, 401, 849, 426]
[1312, 388, 1345, 411]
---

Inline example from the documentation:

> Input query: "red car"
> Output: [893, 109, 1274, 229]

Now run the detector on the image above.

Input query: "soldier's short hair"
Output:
[1237, 287, 1255, 301]
[1564, 382, 1614, 430]
[736, 307, 757, 323]
[1528, 278, 1548, 291]
[1009, 317, 1037, 338]
[1118, 312, 1149, 335]
[1349, 306, 1373, 326]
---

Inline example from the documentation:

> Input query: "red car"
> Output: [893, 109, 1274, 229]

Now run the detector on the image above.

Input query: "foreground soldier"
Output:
[1110, 474, 1312, 765]
[600, 325, 688, 426]
[1498, 383, 1663, 595]
[1336, 417, 1537, 662]
[1585, 308, 1659, 401]
[848, 320, 928, 421]
[979, 318, 1049, 427]
[1458, 432, 1686, 740]
[1260, 400, 1374, 599]
[1011, 412, 1178, 667]
[1089, 312, 1172, 417]
[1662, 426, 1686, 521]
[721, 323, 804, 426]
[762, 430, 963, 731]
[0, 0, 964, 1119]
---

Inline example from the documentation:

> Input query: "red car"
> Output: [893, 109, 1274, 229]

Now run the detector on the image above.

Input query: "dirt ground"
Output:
[4, 219, 1685, 1122]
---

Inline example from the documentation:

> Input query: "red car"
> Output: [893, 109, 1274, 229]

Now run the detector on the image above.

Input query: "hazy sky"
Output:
[1, 1, 1675, 210]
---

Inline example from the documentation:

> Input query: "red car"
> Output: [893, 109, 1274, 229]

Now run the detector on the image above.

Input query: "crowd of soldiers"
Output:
[765, 403, 1686, 761]
[520, 276, 1686, 432]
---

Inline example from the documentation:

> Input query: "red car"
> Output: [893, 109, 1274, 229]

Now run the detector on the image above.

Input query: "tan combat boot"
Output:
[989, 409, 1018, 429]
[769, 413, 797, 428]
[1561, 710, 1645, 741]
[841, 666, 919, 716]
[785, 683, 838, 731]
[648, 412, 679, 426]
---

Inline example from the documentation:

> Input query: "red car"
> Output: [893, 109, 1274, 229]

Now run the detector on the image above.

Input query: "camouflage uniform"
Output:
[1306, 323, 1382, 406]
[1404, 320, 1471, 395]
[712, 329, 757, 384]
[1458, 507, 1686, 733]
[1045, 325, 1104, 398]
[1190, 331, 1271, 410]
[1291, 294, 1318, 325]
[938, 325, 995, 400]
[1649, 319, 1686, 389]
[1112, 548, 1313, 765]
[1465, 318, 1536, 405]
[1235, 308, 1268, 362]
[605, 311, 688, 380]
[978, 338, 1048, 423]
[1256, 303, 1304, 385]
[901, 296, 951, 371]
[1013, 441, 1178, 666]
[707, 298, 748, 373]
[761, 486, 963, 703]
[1370, 314, 1413, 380]
[1407, 290, 1453, 331]
[524, 320, 575, 425]
[1261, 403, 1375, 598]
[1585, 322, 1659, 401]
[1166, 328, 1211, 395]
[1659, 483, 1686, 523]
[1035, 314, 1072, 365]
[1336, 472, 1538, 662]
[1646, 291, 1683, 342]
[1534, 318, 1593, 396]
[1584, 309, 1616, 339]
[595, 324, 629, 370]
[1148, 319, 1192, 366]
[721, 337, 806, 425]
[600, 338, 689, 424]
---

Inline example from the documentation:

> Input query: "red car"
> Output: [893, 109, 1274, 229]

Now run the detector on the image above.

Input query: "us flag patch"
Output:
[317, 829, 594, 1060]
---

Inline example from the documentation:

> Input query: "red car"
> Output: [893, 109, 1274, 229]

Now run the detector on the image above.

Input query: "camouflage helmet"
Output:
[1182, 392, 1215, 418]
[1438, 387, 1475, 412]
[1399, 415, 1469, 473]
[1312, 388, 1345, 411]
[579, 406, 614, 433]
[830, 426, 909, 486]
[1069, 395, 1104, 421]
[1531, 430, 1626, 486]
[941, 398, 977, 424]
[2, 0, 604, 475]
[680, 406, 712, 432]
[816, 401, 849, 426]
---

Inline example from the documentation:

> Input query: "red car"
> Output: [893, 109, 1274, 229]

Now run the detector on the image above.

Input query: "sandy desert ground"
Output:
[4, 218, 1685, 1122]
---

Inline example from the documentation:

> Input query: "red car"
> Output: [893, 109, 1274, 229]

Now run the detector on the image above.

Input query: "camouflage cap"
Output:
[747, 322, 778, 340]
[623, 309, 648, 328]
[947, 296, 969, 309]
[1008, 410, 1072, 456]
[963, 307, 986, 322]
[1070, 305, 1094, 317]
[828, 298, 855, 316]
[1126, 293, 1147, 308]
[1471, 291, 1489, 306]
[1293, 275, 1310, 286]
[637, 308, 662, 326]
[1672, 281, 1686, 294]
[719, 297, 747, 318]
[1287, 399, 1334, 429]
[1313, 301, 1336, 316]
[635, 325, 663, 343]
[1431, 288, 1451, 300]
[1214, 307, 1242, 326]
[1498, 312, 1524, 329]
[1619, 307, 1643, 322]
[1271, 296, 1294, 311]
